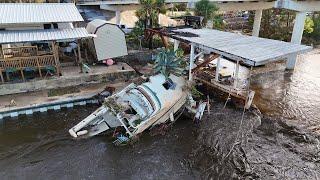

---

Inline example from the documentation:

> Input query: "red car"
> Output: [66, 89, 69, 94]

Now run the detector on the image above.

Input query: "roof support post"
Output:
[116, 10, 121, 26]
[0, 69, 3, 83]
[252, 9, 262, 37]
[189, 43, 195, 81]
[286, 11, 307, 70]
[234, 59, 240, 89]
[215, 56, 221, 81]
[158, 13, 161, 26]
[291, 11, 307, 44]
[174, 39, 180, 51]
[78, 39, 83, 73]
[52, 41, 61, 76]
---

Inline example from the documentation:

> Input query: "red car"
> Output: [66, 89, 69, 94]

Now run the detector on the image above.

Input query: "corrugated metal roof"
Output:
[0, 28, 90, 44]
[172, 28, 312, 66]
[0, 3, 84, 25]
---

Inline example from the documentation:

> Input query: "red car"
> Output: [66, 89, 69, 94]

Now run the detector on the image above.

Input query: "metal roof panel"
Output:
[0, 3, 84, 25]
[0, 28, 90, 44]
[173, 28, 312, 66]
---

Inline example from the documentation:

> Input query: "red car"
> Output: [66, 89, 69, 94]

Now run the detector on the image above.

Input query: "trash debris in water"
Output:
[193, 101, 207, 124]
[113, 134, 130, 146]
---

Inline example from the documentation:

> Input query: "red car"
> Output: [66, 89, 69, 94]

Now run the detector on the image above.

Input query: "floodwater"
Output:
[1, 49, 320, 179]
[252, 50, 320, 129]
[0, 109, 198, 179]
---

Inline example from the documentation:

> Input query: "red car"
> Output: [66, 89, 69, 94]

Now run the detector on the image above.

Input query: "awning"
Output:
[172, 28, 312, 66]
[0, 28, 91, 44]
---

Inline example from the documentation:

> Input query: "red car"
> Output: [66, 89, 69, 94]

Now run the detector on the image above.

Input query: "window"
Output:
[162, 78, 176, 90]
[43, 24, 52, 29]
[53, 23, 58, 29]
[125, 107, 137, 115]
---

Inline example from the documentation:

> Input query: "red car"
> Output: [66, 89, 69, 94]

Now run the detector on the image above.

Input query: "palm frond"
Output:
[153, 49, 186, 79]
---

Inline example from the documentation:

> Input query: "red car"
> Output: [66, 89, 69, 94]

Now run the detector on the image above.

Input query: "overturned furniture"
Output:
[86, 19, 128, 61]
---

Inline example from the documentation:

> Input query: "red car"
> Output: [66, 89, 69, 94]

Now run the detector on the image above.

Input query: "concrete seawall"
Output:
[0, 63, 136, 96]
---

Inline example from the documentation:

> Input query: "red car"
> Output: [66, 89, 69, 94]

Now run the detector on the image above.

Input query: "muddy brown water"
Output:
[0, 50, 320, 179]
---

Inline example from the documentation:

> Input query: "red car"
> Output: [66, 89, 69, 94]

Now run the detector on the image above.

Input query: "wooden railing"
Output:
[0, 49, 3, 59]
[2, 46, 38, 59]
[0, 55, 60, 83]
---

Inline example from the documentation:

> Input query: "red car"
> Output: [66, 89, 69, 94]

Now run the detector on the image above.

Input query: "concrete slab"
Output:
[0, 82, 129, 116]
[0, 63, 136, 96]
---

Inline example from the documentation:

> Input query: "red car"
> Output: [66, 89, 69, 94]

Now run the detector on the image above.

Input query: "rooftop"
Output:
[0, 3, 84, 25]
[0, 28, 90, 44]
[172, 28, 312, 66]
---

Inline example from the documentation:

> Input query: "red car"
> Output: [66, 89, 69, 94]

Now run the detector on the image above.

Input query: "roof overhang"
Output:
[0, 28, 92, 44]
[171, 28, 312, 66]
[0, 3, 84, 25]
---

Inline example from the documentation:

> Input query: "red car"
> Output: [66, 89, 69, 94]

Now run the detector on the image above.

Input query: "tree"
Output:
[304, 17, 314, 34]
[311, 14, 320, 44]
[135, 0, 166, 29]
[259, 8, 295, 42]
[130, 0, 166, 49]
[153, 49, 185, 79]
[258, 9, 320, 45]
[304, 13, 320, 45]
[194, 0, 219, 26]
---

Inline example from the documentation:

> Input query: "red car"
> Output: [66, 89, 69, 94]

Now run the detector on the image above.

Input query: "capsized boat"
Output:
[69, 74, 192, 139]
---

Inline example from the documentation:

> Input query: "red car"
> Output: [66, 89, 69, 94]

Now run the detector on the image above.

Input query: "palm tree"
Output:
[153, 49, 185, 79]
[136, 0, 166, 29]
[194, 0, 219, 26]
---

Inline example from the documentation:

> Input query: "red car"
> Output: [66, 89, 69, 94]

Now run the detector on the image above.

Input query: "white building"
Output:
[0, 3, 91, 83]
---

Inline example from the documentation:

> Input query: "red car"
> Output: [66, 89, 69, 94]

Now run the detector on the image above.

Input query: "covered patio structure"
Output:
[167, 28, 312, 108]
[0, 28, 91, 83]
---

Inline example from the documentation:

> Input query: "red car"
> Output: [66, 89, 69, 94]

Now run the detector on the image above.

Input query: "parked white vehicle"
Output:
[69, 74, 190, 139]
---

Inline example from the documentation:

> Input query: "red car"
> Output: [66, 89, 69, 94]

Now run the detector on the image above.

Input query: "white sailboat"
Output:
[69, 74, 190, 139]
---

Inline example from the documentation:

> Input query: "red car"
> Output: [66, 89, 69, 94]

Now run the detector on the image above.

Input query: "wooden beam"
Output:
[52, 41, 61, 76]
[36, 56, 42, 78]
[234, 59, 240, 89]
[215, 56, 221, 82]
[0, 69, 4, 83]
[189, 43, 195, 81]
[19, 60, 25, 82]
[160, 35, 169, 49]
[195, 77, 247, 100]
[192, 53, 220, 73]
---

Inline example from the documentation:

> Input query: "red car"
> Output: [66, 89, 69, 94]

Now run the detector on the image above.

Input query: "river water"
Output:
[252, 49, 320, 129]
[0, 50, 319, 179]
